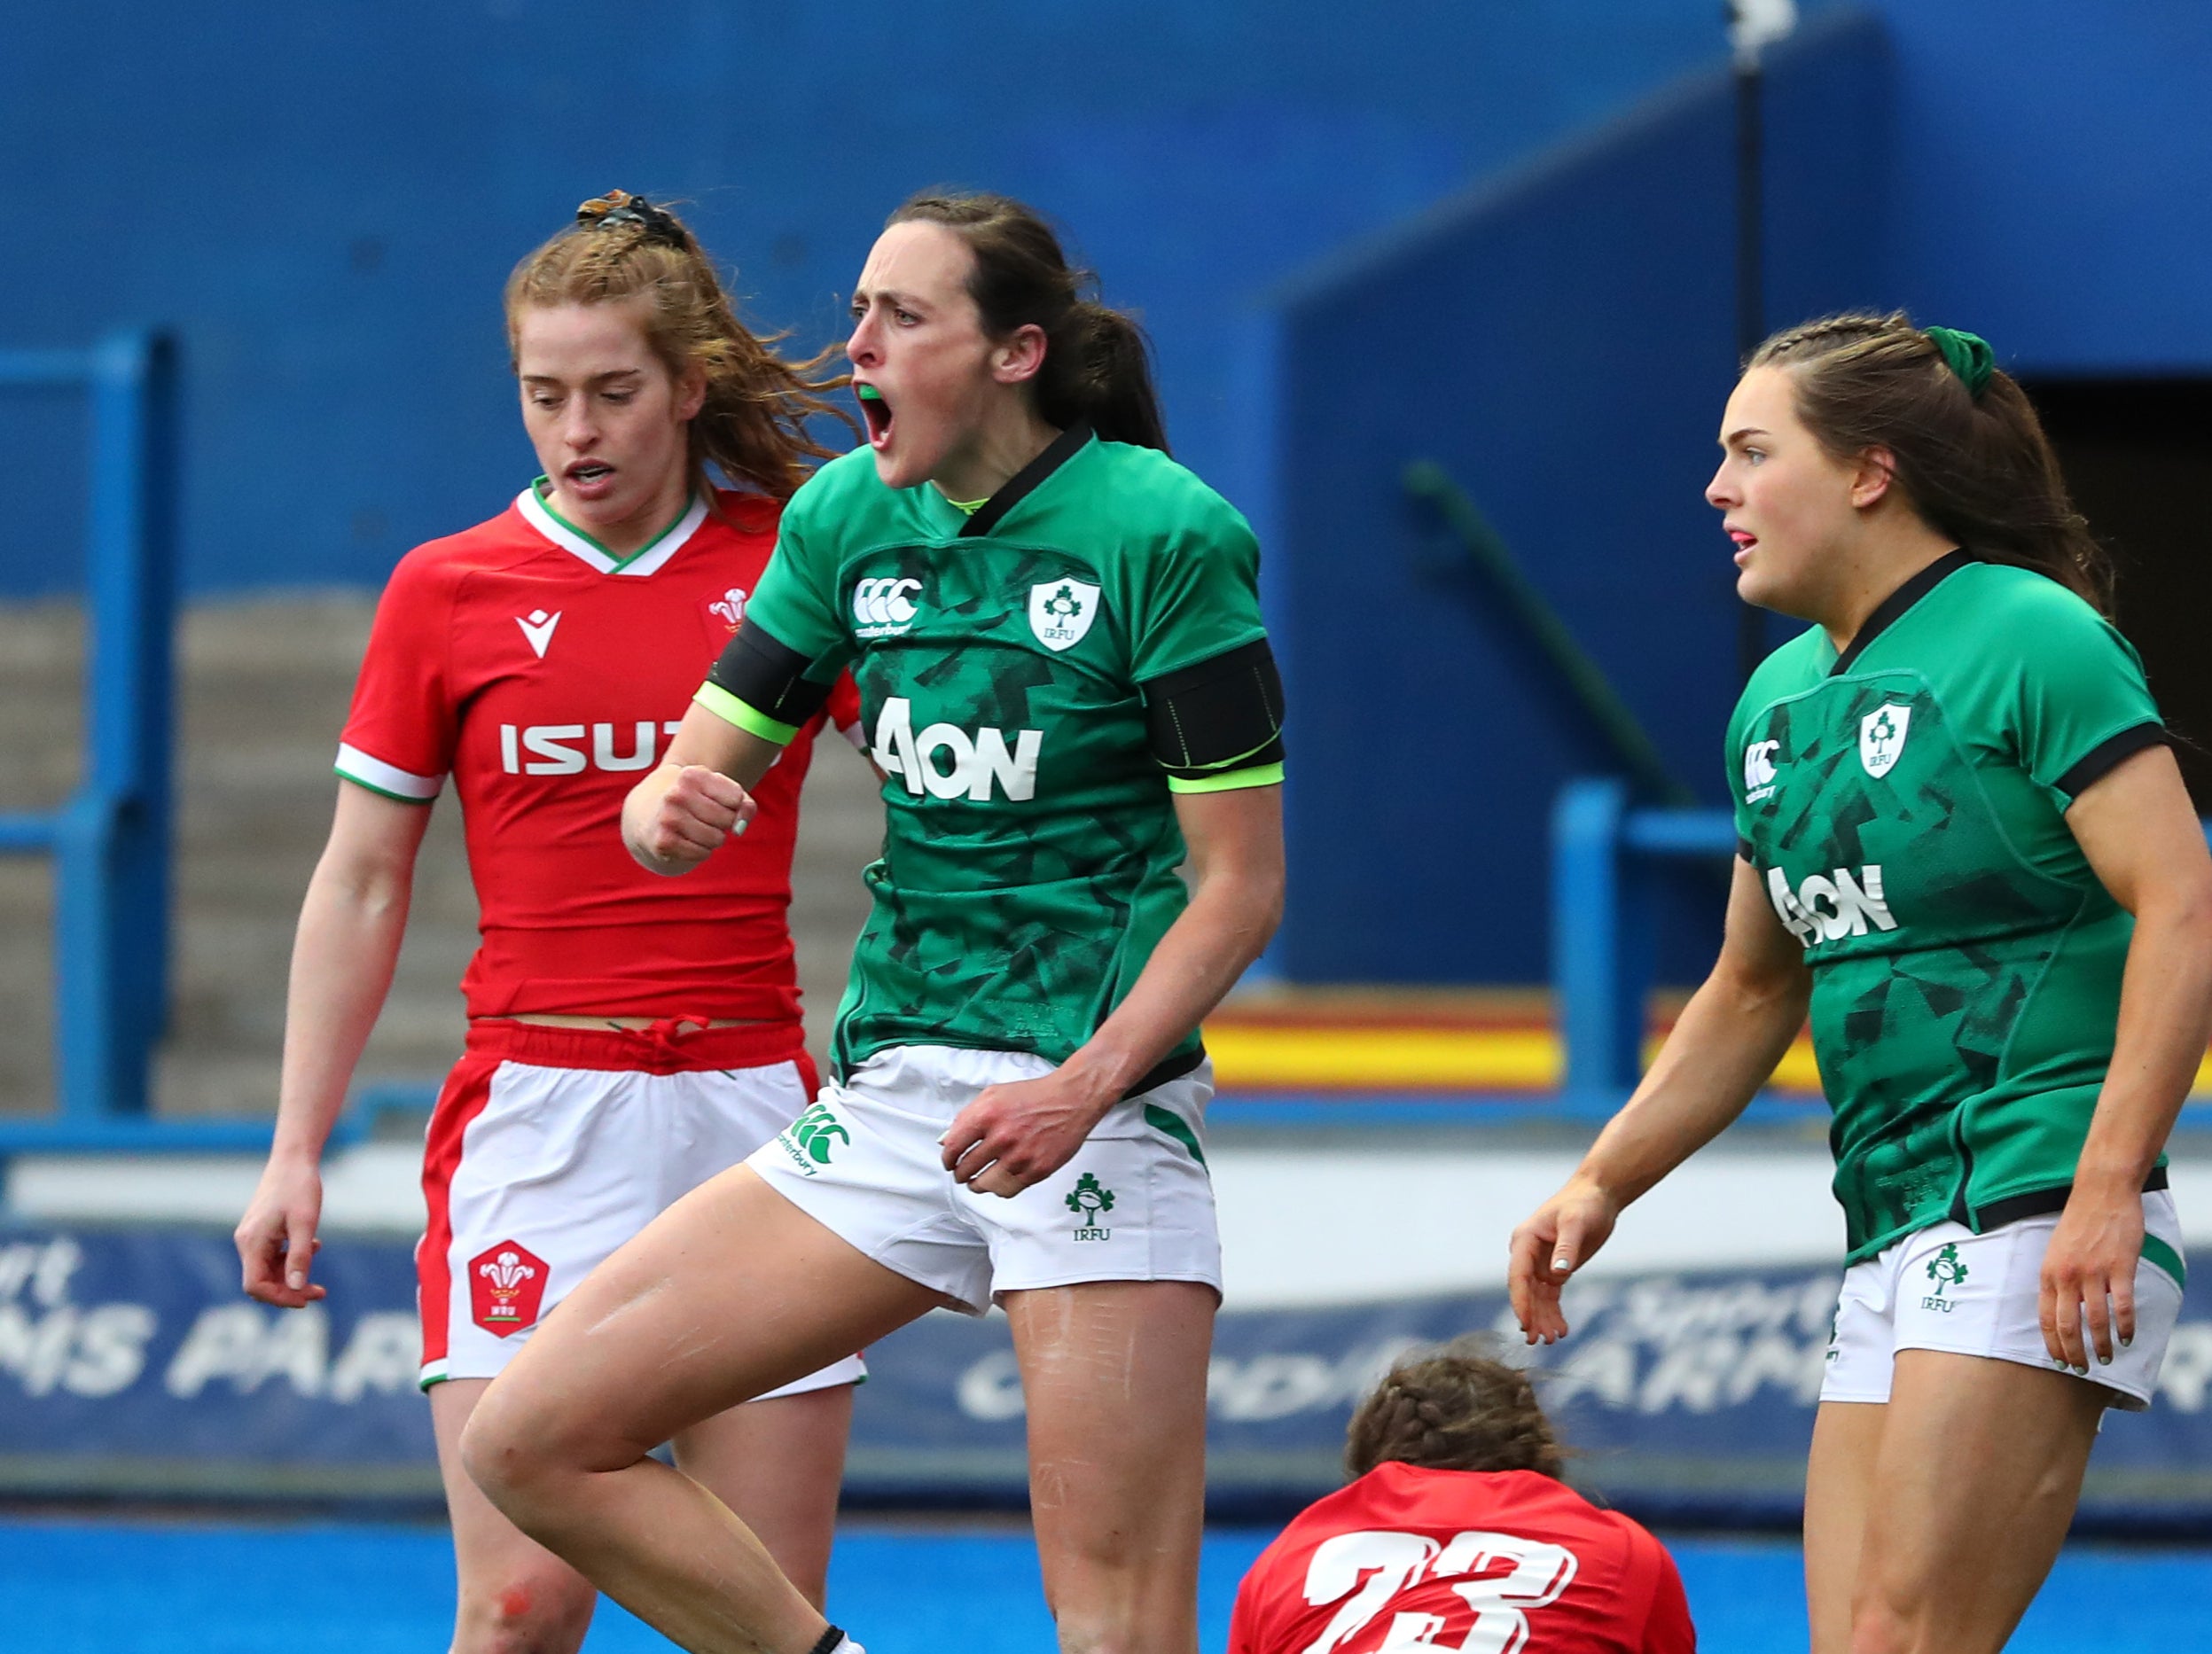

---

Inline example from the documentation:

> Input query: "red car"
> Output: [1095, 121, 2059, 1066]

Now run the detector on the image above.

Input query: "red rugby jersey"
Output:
[336, 484, 860, 1022]
[1229, 1462, 1693, 1654]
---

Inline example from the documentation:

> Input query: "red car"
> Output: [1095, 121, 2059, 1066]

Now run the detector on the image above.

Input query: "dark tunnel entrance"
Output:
[2027, 378, 2212, 810]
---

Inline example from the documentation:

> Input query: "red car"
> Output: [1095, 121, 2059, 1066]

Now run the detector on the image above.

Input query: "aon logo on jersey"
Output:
[872, 697, 1043, 802]
[1766, 863, 1899, 947]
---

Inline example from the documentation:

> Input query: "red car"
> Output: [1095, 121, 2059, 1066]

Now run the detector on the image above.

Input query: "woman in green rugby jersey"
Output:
[1511, 313, 2212, 1654]
[465, 192, 1286, 1654]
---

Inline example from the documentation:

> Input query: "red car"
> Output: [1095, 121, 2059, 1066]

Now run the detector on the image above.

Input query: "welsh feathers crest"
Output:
[1859, 703, 1912, 778]
[708, 586, 747, 630]
[1028, 579, 1100, 652]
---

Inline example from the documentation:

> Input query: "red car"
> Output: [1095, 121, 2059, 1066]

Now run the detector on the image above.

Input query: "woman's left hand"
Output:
[942, 1070, 1113, 1198]
[2039, 1182, 2144, 1371]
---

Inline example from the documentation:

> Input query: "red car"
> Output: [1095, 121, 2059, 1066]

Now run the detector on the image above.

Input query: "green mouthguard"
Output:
[856, 385, 883, 401]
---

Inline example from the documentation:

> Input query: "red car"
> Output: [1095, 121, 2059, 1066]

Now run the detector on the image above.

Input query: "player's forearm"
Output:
[2076, 889, 2212, 1192]
[1056, 856, 1284, 1107]
[1575, 959, 1809, 1207]
[270, 860, 411, 1166]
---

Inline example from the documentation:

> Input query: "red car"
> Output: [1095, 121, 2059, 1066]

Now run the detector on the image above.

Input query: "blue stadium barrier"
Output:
[1554, 776, 2212, 1108]
[0, 334, 184, 1136]
[4, 1223, 2207, 1532]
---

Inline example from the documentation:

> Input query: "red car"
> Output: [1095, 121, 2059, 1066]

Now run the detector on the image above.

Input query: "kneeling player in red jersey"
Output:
[233, 192, 864, 1654]
[1231, 1342, 1694, 1654]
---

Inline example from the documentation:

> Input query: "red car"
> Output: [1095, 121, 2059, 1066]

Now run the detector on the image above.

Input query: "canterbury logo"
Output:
[1765, 863, 1898, 947]
[786, 1103, 848, 1165]
[853, 576, 921, 637]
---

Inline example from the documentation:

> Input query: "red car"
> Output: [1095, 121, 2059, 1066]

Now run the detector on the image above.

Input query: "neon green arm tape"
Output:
[1168, 762, 1285, 795]
[692, 681, 797, 745]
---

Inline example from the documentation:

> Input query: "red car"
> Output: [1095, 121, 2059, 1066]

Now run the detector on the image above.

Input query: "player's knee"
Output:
[1846, 1589, 1930, 1654]
[453, 1566, 595, 1654]
[458, 1385, 562, 1524]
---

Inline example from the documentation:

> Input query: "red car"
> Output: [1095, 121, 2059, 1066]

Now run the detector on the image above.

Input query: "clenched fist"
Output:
[624, 763, 758, 873]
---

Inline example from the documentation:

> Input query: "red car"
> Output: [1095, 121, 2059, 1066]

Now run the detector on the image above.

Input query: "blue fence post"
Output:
[51, 331, 176, 1121]
[1553, 778, 1641, 1095]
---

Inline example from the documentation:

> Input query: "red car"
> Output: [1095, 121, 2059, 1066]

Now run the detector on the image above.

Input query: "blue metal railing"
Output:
[1552, 779, 1732, 1095]
[0, 332, 180, 1134]
[1553, 776, 2212, 1106]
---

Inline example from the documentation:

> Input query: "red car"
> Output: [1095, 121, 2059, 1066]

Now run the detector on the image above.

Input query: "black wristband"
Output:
[803, 1627, 847, 1654]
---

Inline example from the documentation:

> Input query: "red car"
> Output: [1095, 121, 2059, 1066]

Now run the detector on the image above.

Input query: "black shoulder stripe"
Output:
[2055, 722, 2168, 800]
[706, 622, 835, 729]
[1142, 637, 1285, 779]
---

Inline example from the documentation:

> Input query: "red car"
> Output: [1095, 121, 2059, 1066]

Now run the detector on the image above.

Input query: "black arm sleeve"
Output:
[705, 623, 836, 729]
[1141, 637, 1286, 781]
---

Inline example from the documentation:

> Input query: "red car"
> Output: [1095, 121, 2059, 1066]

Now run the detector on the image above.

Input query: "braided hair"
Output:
[1343, 1339, 1566, 1481]
[504, 191, 856, 503]
[1748, 311, 2113, 614]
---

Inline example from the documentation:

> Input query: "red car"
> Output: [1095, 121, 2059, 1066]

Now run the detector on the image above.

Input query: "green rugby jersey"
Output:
[1729, 552, 2168, 1262]
[698, 428, 1280, 1080]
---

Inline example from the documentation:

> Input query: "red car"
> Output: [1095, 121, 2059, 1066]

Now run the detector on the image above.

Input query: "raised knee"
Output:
[458, 1387, 555, 1523]
[453, 1569, 595, 1654]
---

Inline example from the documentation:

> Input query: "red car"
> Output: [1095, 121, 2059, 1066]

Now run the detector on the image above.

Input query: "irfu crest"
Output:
[1859, 702, 1912, 778]
[1028, 579, 1100, 652]
[1925, 1242, 1968, 1297]
[1065, 1172, 1115, 1237]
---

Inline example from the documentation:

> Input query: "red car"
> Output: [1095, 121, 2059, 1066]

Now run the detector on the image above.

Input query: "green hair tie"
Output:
[1925, 325, 1995, 400]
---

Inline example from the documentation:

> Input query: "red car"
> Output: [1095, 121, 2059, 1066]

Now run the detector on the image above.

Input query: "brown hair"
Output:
[1344, 1339, 1566, 1481]
[887, 191, 1169, 453]
[1749, 311, 2113, 613]
[504, 191, 856, 503]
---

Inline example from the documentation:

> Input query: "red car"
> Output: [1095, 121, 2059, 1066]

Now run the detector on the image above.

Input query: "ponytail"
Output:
[505, 191, 856, 503]
[1750, 311, 2113, 614]
[887, 191, 1169, 453]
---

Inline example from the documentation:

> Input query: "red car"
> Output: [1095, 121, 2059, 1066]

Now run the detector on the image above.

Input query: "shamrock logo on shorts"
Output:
[1925, 1242, 1968, 1297]
[1065, 1173, 1115, 1237]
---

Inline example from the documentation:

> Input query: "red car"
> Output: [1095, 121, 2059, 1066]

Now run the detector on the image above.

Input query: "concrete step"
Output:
[0, 597, 881, 1120]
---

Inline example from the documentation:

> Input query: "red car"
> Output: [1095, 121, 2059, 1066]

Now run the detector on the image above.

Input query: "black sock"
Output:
[803, 1627, 847, 1654]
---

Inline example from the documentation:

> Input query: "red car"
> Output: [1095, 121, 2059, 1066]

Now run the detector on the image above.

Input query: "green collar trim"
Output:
[518, 480, 707, 576]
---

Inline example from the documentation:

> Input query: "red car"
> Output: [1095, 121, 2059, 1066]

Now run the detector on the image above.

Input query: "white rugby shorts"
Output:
[418, 1018, 866, 1393]
[746, 1043, 1221, 1315]
[1820, 1189, 2185, 1411]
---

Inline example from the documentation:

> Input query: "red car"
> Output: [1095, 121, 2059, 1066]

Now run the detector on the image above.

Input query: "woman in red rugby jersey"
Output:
[233, 192, 864, 1654]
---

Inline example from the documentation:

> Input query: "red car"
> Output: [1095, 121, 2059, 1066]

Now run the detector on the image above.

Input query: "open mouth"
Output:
[856, 384, 894, 450]
[567, 462, 614, 487]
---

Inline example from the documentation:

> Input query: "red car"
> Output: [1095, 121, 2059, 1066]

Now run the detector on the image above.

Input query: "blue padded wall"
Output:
[1260, 12, 1889, 981]
[0, 0, 1738, 598]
